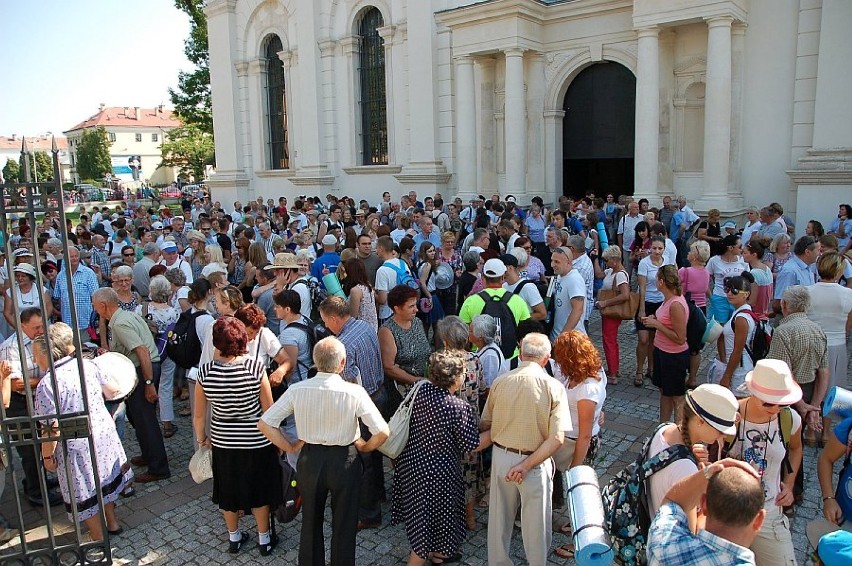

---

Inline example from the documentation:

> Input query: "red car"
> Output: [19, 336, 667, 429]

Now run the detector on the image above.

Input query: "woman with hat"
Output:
[41, 259, 61, 322]
[725, 359, 803, 565]
[708, 273, 758, 397]
[185, 229, 207, 281]
[3, 263, 53, 327]
[646, 384, 740, 532]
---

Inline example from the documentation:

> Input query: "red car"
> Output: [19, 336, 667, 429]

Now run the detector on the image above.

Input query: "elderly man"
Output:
[92, 288, 170, 483]
[618, 200, 643, 266]
[412, 215, 441, 253]
[157, 240, 193, 284]
[0, 307, 63, 506]
[755, 206, 785, 246]
[169, 216, 189, 253]
[133, 242, 160, 300]
[648, 460, 765, 565]
[90, 233, 113, 284]
[319, 296, 386, 530]
[768, 285, 829, 505]
[52, 246, 99, 331]
[480, 333, 570, 566]
[259, 337, 388, 565]
[257, 221, 280, 262]
[772, 235, 818, 315]
[550, 246, 587, 339]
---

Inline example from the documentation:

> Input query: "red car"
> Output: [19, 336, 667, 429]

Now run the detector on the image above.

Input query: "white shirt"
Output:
[663, 238, 678, 266]
[572, 253, 595, 319]
[375, 260, 408, 320]
[503, 279, 543, 309]
[260, 372, 389, 446]
[557, 369, 607, 438]
[248, 327, 283, 368]
[288, 277, 314, 320]
[807, 282, 852, 346]
[647, 424, 699, 520]
[742, 220, 762, 245]
[551, 269, 587, 340]
[158, 256, 194, 285]
[706, 255, 748, 297]
[617, 213, 643, 248]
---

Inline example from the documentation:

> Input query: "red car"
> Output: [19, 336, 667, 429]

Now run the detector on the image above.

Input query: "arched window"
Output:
[357, 8, 388, 165]
[264, 35, 289, 169]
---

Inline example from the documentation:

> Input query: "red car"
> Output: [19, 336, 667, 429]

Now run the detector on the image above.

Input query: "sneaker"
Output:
[228, 532, 250, 554]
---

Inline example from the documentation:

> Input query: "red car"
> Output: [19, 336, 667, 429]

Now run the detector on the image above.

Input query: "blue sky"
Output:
[0, 0, 192, 136]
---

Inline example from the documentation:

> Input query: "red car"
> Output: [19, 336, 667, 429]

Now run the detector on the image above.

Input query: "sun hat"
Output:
[468, 246, 485, 255]
[702, 317, 724, 344]
[741, 359, 803, 405]
[307, 210, 319, 216]
[13, 263, 37, 278]
[264, 253, 299, 270]
[434, 263, 454, 290]
[685, 384, 740, 435]
[159, 241, 178, 253]
[483, 258, 507, 278]
[151, 221, 164, 230]
[721, 220, 737, 230]
[186, 229, 205, 242]
[201, 263, 227, 278]
[13, 248, 34, 258]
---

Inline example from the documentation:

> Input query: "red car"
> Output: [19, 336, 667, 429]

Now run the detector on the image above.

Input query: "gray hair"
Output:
[462, 250, 481, 271]
[601, 245, 621, 260]
[471, 315, 498, 344]
[92, 287, 119, 306]
[745, 205, 760, 214]
[509, 247, 528, 268]
[47, 237, 62, 249]
[112, 265, 133, 280]
[567, 234, 586, 251]
[520, 333, 551, 361]
[33, 322, 75, 360]
[148, 275, 173, 304]
[295, 249, 314, 262]
[163, 267, 186, 287]
[142, 242, 160, 256]
[313, 336, 346, 373]
[781, 285, 810, 314]
[436, 316, 470, 350]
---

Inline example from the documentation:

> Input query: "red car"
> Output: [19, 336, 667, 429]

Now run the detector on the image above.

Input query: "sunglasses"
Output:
[723, 286, 745, 295]
[761, 401, 790, 408]
[123, 253, 135, 257]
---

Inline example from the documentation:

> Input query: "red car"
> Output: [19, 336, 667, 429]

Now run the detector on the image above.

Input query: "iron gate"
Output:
[0, 139, 112, 564]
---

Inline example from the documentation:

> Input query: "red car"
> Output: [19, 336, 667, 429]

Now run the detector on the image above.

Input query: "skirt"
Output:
[212, 444, 283, 512]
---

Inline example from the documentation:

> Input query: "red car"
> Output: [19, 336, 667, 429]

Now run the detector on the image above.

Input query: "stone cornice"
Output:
[788, 148, 852, 185]
[203, 0, 237, 19]
[342, 165, 403, 175]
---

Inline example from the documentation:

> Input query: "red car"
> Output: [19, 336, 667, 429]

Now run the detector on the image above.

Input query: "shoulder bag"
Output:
[378, 379, 426, 459]
[599, 270, 640, 320]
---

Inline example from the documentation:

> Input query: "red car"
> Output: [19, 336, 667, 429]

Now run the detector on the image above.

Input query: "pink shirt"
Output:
[678, 267, 709, 307]
[654, 295, 689, 353]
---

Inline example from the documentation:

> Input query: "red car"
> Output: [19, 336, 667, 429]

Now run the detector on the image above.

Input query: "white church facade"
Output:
[205, 0, 851, 231]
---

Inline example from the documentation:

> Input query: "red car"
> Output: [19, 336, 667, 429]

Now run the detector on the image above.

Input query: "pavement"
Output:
[1, 311, 845, 565]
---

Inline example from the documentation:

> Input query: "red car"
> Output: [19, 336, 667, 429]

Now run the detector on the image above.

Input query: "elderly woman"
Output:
[765, 232, 793, 280]
[235, 303, 292, 399]
[163, 266, 190, 312]
[436, 316, 485, 529]
[34, 323, 133, 541]
[3, 263, 53, 327]
[437, 231, 464, 316]
[194, 317, 281, 555]
[469, 314, 508, 389]
[98, 264, 141, 349]
[392, 350, 480, 566]
[515, 237, 547, 283]
[593, 245, 630, 384]
[136, 275, 180, 437]
[378, 285, 432, 398]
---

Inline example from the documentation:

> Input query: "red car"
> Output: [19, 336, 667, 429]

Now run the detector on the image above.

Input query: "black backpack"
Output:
[738, 309, 772, 363]
[286, 318, 332, 378]
[477, 290, 518, 359]
[684, 294, 707, 353]
[602, 423, 697, 565]
[290, 278, 329, 323]
[165, 309, 206, 369]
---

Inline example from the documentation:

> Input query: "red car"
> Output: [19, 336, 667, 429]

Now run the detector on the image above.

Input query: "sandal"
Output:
[633, 372, 644, 387]
[178, 406, 192, 417]
[163, 423, 178, 438]
[607, 374, 619, 386]
[554, 544, 575, 559]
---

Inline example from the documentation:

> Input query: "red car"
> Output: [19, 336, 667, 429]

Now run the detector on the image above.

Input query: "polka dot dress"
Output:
[391, 381, 480, 559]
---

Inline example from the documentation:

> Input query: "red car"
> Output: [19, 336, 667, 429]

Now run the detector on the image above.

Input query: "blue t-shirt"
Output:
[310, 251, 341, 285]
[834, 417, 852, 445]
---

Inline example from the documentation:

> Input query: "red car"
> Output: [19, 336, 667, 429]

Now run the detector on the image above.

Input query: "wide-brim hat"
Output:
[741, 359, 803, 405]
[702, 318, 724, 344]
[435, 262, 454, 290]
[13, 263, 37, 278]
[685, 384, 740, 435]
[187, 229, 206, 242]
[265, 253, 299, 270]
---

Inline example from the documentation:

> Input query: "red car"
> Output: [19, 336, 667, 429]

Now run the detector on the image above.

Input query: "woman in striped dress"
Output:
[194, 317, 282, 556]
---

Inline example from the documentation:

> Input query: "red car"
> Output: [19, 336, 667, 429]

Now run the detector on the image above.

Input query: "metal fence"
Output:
[0, 139, 112, 564]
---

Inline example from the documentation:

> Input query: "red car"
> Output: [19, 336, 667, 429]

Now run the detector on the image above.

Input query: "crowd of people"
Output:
[0, 189, 850, 564]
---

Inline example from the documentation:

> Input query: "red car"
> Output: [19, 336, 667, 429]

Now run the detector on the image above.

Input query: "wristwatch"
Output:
[144, 379, 154, 385]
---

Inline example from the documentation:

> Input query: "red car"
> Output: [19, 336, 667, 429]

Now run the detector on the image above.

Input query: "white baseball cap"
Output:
[483, 258, 507, 277]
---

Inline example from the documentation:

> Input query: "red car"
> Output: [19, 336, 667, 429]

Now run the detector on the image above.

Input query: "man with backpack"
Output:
[375, 236, 418, 324]
[459, 259, 530, 359]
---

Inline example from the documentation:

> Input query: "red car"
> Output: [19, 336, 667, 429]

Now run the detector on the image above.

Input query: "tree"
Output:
[14, 151, 53, 182]
[2, 158, 19, 183]
[169, 0, 213, 135]
[76, 127, 113, 181]
[159, 124, 214, 181]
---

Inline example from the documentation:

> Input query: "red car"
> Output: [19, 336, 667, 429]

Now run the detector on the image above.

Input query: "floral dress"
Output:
[456, 352, 485, 503]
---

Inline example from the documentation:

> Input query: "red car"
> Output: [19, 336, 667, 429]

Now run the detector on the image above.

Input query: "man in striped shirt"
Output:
[259, 337, 388, 566]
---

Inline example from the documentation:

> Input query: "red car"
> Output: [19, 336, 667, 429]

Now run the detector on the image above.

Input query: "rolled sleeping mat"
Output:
[823, 386, 852, 421]
[566, 465, 614, 566]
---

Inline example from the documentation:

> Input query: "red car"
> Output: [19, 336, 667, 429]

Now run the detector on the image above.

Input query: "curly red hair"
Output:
[552, 330, 602, 383]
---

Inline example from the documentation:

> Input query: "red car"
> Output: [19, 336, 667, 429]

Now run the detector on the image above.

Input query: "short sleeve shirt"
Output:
[108, 308, 160, 366]
[550, 270, 587, 340]
[279, 318, 313, 384]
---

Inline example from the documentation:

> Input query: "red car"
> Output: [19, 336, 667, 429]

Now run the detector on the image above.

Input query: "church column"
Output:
[454, 55, 477, 201]
[504, 48, 527, 200]
[633, 27, 660, 204]
[698, 16, 734, 208]
[527, 52, 546, 203]
[544, 109, 565, 206]
[478, 57, 497, 194]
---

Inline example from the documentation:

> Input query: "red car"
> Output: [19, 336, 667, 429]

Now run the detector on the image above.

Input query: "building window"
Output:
[152, 133, 158, 142]
[357, 8, 388, 165]
[108, 132, 116, 142]
[135, 133, 142, 142]
[264, 35, 289, 169]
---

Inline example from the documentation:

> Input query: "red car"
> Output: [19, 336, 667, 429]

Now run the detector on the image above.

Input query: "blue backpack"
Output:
[383, 260, 419, 290]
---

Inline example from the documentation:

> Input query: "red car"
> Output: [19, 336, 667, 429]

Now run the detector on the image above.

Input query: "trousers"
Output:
[125, 363, 169, 476]
[6, 394, 41, 497]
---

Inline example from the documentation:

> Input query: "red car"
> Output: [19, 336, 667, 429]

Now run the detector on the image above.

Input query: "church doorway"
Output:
[562, 62, 636, 199]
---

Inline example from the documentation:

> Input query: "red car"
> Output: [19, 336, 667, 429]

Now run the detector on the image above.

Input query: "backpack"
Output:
[738, 310, 772, 364]
[286, 318, 332, 378]
[290, 278, 328, 323]
[602, 423, 697, 565]
[141, 302, 167, 356]
[383, 259, 419, 290]
[274, 454, 302, 523]
[165, 309, 206, 369]
[477, 290, 518, 359]
[682, 269, 708, 352]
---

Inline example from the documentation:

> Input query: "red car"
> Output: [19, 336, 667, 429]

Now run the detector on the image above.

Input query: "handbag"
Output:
[188, 445, 213, 484]
[599, 271, 639, 320]
[377, 380, 426, 459]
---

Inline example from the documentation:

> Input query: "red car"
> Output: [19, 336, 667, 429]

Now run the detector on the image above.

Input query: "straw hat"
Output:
[742, 359, 803, 405]
[187, 230, 206, 242]
[264, 253, 299, 270]
[685, 384, 740, 435]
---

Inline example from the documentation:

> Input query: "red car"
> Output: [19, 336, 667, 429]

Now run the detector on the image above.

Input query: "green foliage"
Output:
[15, 151, 53, 182]
[169, 0, 213, 135]
[76, 127, 112, 181]
[2, 158, 20, 183]
[159, 124, 214, 181]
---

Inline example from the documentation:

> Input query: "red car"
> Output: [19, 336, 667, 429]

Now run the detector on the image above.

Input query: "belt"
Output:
[493, 441, 534, 456]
